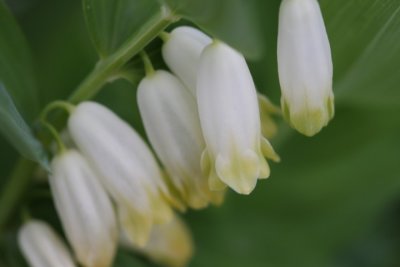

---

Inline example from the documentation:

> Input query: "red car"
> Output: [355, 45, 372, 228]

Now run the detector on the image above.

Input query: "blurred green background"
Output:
[1, 0, 400, 266]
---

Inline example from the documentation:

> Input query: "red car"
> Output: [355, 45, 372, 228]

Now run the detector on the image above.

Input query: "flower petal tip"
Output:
[281, 94, 335, 137]
[215, 152, 259, 195]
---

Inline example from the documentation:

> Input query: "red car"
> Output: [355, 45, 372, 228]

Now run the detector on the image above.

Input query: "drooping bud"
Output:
[137, 70, 225, 209]
[18, 220, 76, 267]
[67, 101, 174, 246]
[122, 215, 193, 267]
[49, 149, 117, 267]
[197, 41, 279, 195]
[162, 26, 212, 94]
[162, 26, 279, 139]
[277, 0, 334, 136]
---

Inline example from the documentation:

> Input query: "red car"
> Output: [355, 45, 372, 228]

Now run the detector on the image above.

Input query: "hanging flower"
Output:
[162, 26, 213, 94]
[162, 26, 280, 139]
[137, 69, 224, 209]
[67, 101, 175, 246]
[18, 220, 76, 267]
[122, 215, 193, 267]
[277, 0, 334, 136]
[197, 41, 280, 195]
[49, 149, 117, 267]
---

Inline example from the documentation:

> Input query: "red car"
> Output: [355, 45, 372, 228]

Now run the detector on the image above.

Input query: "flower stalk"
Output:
[68, 9, 175, 103]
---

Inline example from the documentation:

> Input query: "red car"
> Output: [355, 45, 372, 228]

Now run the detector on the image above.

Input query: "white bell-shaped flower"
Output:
[122, 215, 193, 267]
[49, 149, 117, 267]
[67, 101, 174, 247]
[162, 26, 280, 139]
[137, 70, 224, 209]
[162, 26, 212, 94]
[277, 0, 334, 136]
[18, 220, 76, 267]
[197, 41, 279, 195]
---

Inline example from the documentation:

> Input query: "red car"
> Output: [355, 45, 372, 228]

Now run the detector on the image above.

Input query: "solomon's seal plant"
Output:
[1, 0, 361, 266]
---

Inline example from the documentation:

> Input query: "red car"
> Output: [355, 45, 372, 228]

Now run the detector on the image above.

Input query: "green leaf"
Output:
[321, 0, 400, 109]
[0, 84, 48, 169]
[162, 0, 264, 59]
[0, 1, 38, 122]
[0, 2, 47, 168]
[186, 106, 400, 267]
[83, 0, 161, 57]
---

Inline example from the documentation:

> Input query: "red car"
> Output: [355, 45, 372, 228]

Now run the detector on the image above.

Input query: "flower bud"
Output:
[162, 26, 212, 94]
[197, 41, 279, 195]
[18, 220, 76, 267]
[49, 149, 117, 267]
[68, 101, 174, 246]
[137, 70, 224, 209]
[277, 0, 334, 136]
[162, 26, 279, 139]
[122, 215, 193, 267]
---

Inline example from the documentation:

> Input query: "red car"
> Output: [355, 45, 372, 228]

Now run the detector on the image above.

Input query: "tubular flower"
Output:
[137, 70, 224, 209]
[67, 101, 174, 247]
[162, 26, 279, 138]
[197, 41, 280, 195]
[18, 220, 76, 267]
[277, 0, 334, 136]
[162, 26, 212, 94]
[122, 215, 193, 267]
[49, 149, 117, 267]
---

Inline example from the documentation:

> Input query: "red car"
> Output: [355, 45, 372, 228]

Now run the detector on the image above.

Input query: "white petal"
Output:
[278, 0, 334, 136]
[197, 41, 272, 194]
[138, 70, 224, 209]
[162, 26, 278, 142]
[18, 220, 76, 267]
[49, 149, 117, 267]
[68, 102, 173, 245]
[162, 26, 212, 93]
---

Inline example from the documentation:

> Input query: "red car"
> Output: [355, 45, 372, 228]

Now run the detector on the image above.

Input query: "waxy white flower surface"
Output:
[278, 0, 334, 136]
[68, 101, 174, 247]
[18, 220, 76, 267]
[137, 70, 224, 209]
[197, 41, 279, 195]
[49, 149, 117, 267]
[162, 26, 212, 94]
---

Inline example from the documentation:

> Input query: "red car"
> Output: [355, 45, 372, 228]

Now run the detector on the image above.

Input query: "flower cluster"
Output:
[18, 0, 333, 266]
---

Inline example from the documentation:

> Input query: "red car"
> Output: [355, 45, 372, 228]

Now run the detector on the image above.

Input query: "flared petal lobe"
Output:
[138, 70, 224, 209]
[278, 0, 334, 136]
[18, 220, 76, 267]
[49, 149, 117, 267]
[197, 41, 279, 195]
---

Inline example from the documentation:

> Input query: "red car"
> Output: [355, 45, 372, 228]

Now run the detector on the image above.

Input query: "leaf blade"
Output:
[0, 84, 48, 169]
[0, 1, 38, 121]
[83, 0, 161, 57]
[163, 0, 264, 59]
